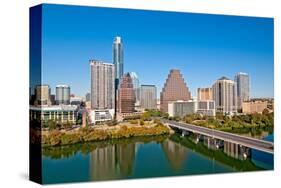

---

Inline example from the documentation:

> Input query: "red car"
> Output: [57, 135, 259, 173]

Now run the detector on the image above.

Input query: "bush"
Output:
[129, 120, 138, 124]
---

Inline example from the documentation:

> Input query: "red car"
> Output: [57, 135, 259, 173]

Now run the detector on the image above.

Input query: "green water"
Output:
[42, 134, 270, 184]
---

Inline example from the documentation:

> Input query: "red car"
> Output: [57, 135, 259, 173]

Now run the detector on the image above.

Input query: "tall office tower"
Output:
[212, 76, 237, 115]
[85, 92, 91, 102]
[34, 84, 51, 106]
[118, 73, 135, 113]
[129, 72, 140, 103]
[140, 85, 157, 109]
[113, 36, 124, 88]
[197, 87, 213, 101]
[234, 72, 250, 109]
[55, 85, 70, 105]
[160, 69, 191, 113]
[90, 60, 115, 110]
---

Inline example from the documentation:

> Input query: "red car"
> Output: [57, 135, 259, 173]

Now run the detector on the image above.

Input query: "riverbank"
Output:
[39, 122, 171, 147]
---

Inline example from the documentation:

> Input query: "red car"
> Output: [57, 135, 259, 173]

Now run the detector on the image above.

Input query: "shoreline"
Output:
[33, 123, 172, 147]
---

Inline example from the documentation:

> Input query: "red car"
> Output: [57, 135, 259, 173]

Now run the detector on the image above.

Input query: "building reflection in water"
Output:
[161, 139, 188, 171]
[89, 142, 135, 181]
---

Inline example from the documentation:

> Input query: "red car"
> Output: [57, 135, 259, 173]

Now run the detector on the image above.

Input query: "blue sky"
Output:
[41, 4, 274, 98]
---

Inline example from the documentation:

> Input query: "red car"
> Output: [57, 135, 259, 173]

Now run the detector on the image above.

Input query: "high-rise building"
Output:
[34, 84, 51, 106]
[50, 94, 56, 105]
[118, 73, 135, 113]
[140, 85, 157, 110]
[129, 72, 140, 103]
[113, 36, 124, 88]
[234, 72, 250, 109]
[160, 69, 191, 112]
[56, 85, 70, 105]
[90, 60, 115, 110]
[85, 92, 91, 102]
[197, 87, 213, 101]
[212, 77, 237, 115]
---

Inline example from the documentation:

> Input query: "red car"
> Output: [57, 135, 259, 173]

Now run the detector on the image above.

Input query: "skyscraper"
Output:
[113, 36, 124, 88]
[160, 69, 191, 113]
[212, 76, 237, 115]
[140, 85, 157, 110]
[85, 92, 91, 102]
[34, 84, 51, 106]
[56, 85, 70, 105]
[129, 72, 140, 103]
[118, 73, 135, 113]
[234, 72, 250, 109]
[90, 60, 115, 110]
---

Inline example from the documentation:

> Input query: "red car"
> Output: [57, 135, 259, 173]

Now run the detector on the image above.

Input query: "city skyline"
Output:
[41, 4, 273, 98]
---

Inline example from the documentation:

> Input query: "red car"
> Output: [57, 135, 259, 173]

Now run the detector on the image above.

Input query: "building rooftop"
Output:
[56, 84, 70, 88]
[218, 76, 231, 81]
[89, 59, 114, 66]
[30, 105, 78, 111]
[141, 84, 156, 87]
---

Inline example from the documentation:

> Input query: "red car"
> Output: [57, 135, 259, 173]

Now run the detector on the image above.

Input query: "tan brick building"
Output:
[197, 87, 213, 101]
[242, 101, 268, 114]
[160, 69, 191, 113]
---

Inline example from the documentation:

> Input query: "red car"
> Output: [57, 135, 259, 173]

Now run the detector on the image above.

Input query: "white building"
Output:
[89, 109, 115, 125]
[70, 96, 83, 106]
[168, 100, 216, 117]
[168, 100, 197, 117]
[212, 77, 237, 115]
[197, 100, 216, 117]
[30, 105, 78, 124]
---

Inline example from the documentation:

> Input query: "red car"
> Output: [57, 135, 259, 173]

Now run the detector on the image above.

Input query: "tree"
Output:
[185, 117, 193, 124]
[262, 108, 270, 115]
[64, 121, 73, 129]
[153, 118, 161, 124]
[48, 119, 56, 130]
[163, 113, 169, 119]
[141, 112, 151, 121]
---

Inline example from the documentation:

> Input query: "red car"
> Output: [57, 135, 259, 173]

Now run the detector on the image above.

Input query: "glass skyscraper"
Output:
[56, 85, 70, 105]
[234, 72, 250, 109]
[129, 72, 140, 103]
[113, 36, 124, 88]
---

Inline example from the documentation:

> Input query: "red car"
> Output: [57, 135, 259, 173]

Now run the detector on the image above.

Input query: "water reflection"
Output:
[161, 140, 188, 171]
[89, 143, 135, 181]
[42, 134, 272, 184]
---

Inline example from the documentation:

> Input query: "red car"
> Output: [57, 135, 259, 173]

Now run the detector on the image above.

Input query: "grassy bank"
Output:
[41, 124, 170, 147]
[42, 135, 168, 159]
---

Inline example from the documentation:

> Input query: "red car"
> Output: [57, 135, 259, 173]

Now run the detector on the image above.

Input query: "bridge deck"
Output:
[163, 119, 274, 154]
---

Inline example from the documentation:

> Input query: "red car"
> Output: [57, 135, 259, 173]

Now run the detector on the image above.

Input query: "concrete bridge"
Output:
[162, 119, 274, 154]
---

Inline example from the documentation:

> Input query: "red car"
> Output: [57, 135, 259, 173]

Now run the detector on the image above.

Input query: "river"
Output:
[42, 134, 273, 184]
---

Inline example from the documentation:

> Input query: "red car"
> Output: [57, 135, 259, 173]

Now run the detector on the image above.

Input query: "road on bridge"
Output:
[162, 119, 274, 154]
